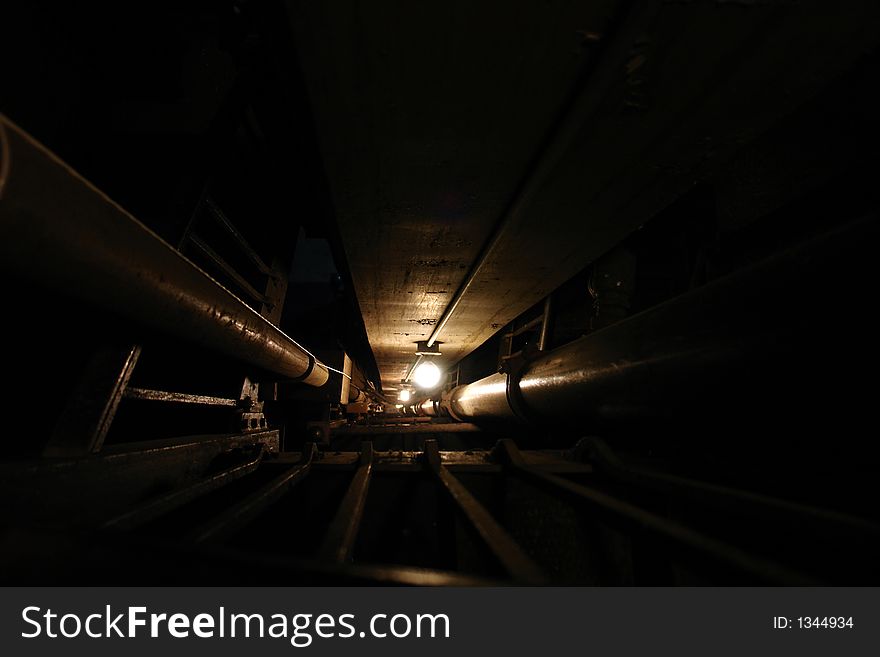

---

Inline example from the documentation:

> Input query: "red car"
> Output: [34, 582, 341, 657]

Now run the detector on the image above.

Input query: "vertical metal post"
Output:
[537, 294, 553, 351]
[340, 353, 353, 404]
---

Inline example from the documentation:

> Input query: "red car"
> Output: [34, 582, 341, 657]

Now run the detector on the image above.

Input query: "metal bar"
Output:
[493, 440, 815, 584]
[443, 216, 878, 426]
[424, 440, 546, 584]
[259, 257, 288, 324]
[318, 442, 374, 562]
[340, 353, 353, 404]
[333, 422, 482, 435]
[44, 344, 142, 457]
[204, 197, 275, 278]
[46, 532, 502, 586]
[424, 0, 663, 348]
[503, 315, 543, 339]
[580, 437, 880, 538]
[275, 448, 591, 472]
[102, 445, 265, 531]
[123, 387, 239, 407]
[176, 181, 209, 251]
[404, 354, 424, 383]
[189, 444, 319, 543]
[187, 232, 272, 306]
[536, 294, 553, 351]
[0, 117, 328, 387]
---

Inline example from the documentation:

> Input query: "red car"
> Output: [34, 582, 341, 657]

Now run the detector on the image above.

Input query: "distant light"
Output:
[413, 361, 442, 389]
[395, 404, 403, 409]
[398, 389, 412, 403]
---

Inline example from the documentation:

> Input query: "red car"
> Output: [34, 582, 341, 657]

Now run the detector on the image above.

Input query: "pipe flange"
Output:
[499, 352, 536, 425]
[284, 354, 316, 383]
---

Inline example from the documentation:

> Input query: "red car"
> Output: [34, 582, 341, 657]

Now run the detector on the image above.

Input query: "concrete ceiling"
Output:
[286, 0, 880, 390]
[285, 0, 619, 388]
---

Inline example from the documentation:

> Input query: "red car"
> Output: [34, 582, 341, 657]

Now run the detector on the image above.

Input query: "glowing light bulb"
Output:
[413, 361, 442, 389]
[398, 389, 412, 403]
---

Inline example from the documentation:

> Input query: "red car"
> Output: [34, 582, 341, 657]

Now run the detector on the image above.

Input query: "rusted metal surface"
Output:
[123, 387, 239, 407]
[0, 116, 329, 387]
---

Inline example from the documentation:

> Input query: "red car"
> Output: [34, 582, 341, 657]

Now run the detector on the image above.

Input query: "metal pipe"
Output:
[424, 0, 662, 348]
[403, 354, 424, 382]
[400, 398, 439, 417]
[443, 216, 878, 428]
[504, 315, 543, 339]
[0, 117, 328, 386]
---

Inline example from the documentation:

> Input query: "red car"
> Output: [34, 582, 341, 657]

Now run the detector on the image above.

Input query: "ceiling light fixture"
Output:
[412, 360, 442, 389]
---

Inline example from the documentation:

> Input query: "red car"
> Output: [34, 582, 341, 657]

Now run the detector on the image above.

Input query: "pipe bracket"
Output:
[499, 351, 536, 425]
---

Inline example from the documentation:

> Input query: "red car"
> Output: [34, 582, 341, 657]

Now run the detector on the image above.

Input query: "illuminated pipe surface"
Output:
[443, 217, 877, 428]
[0, 117, 328, 386]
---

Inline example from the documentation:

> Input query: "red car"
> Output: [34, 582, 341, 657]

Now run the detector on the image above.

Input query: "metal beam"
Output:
[318, 442, 374, 563]
[493, 439, 814, 584]
[187, 232, 273, 306]
[423, 440, 546, 584]
[189, 444, 319, 543]
[102, 445, 265, 531]
[123, 388, 239, 407]
[334, 422, 481, 435]
[579, 437, 880, 539]
[0, 116, 328, 387]
[44, 344, 142, 457]
[204, 197, 276, 279]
